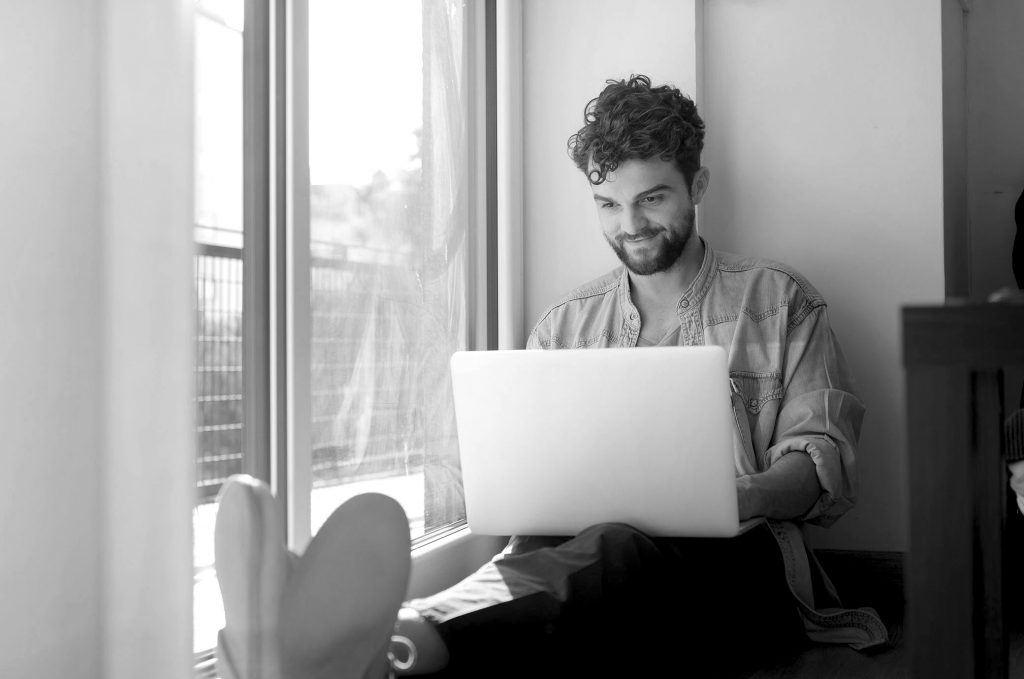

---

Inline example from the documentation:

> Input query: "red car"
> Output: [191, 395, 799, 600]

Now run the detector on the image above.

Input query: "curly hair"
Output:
[567, 74, 705, 187]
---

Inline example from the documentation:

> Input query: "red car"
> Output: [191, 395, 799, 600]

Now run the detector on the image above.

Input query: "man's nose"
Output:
[621, 206, 647, 235]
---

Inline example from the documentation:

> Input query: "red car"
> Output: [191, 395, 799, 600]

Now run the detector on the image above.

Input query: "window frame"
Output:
[194, 0, 513, 666]
[242, 0, 273, 488]
[264, 0, 500, 552]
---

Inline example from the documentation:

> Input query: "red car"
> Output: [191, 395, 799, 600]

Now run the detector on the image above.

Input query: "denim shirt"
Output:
[526, 239, 889, 648]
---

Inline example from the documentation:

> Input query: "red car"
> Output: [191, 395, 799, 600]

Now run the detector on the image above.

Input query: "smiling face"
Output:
[592, 157, 710, 276]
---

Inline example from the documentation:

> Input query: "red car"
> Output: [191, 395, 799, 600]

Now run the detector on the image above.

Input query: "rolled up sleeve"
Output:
[764, 305, 864, 527]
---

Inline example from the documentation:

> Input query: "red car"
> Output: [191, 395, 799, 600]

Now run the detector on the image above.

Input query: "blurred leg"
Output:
[407, 523, 801, 678]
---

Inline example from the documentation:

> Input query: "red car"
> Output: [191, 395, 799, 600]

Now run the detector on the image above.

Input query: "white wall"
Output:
[701, 0, 946, 552]
[942, 0, 969, 298]
[0, 1, 194, 677]
[521, 0, 699, 329]
[966, 2, 1024, 299]
[520, 1, 946, 552]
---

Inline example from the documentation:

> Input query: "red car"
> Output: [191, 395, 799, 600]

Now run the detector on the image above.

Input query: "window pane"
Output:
[307, 0, 470, 540]
[193, 0, 244, 655]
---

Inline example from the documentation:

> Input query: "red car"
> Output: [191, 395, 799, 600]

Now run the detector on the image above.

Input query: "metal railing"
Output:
[192, 242, 437, 502]
[194, 243, 244, 501]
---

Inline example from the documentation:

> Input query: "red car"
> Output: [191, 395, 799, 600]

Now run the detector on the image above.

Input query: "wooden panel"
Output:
[973, 370, 1008, 678]
[903, 305, 1024, 367]
[906, 364, 974, 678]
[903, 304, 1023, 679]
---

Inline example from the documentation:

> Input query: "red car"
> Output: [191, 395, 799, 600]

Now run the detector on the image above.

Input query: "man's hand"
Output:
[735, 452, 821, 521]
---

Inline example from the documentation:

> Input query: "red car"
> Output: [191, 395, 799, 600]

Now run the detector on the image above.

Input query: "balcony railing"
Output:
[193, 241, 436, 503]
[194, 243, 244, 502]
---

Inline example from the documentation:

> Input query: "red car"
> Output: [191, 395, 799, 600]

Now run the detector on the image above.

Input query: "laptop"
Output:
[450, 345, 761, 538]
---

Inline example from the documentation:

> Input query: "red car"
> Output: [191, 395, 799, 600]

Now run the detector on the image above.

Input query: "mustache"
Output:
[617, 228, 662, 243]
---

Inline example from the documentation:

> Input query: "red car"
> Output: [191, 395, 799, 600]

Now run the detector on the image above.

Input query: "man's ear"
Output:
[690, 167, 711, 205]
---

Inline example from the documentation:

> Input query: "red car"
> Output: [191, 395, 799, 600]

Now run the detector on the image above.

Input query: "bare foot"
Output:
[215, 475, 290, 679]
[278, 493, 411, 679]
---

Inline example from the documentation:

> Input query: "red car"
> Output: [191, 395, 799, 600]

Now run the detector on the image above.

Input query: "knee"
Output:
[576, 522, 650, 551]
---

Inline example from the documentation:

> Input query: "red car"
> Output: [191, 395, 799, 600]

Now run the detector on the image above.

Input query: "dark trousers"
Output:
[414, 523, 805, 678]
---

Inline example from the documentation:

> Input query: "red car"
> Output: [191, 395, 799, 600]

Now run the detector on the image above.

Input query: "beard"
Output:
[605, 208, 694, 276]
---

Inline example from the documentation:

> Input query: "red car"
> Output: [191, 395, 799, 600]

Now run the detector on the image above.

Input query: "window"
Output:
[303, 0, 479, 543]
[191, 0, 490, 663]
[193, 0, 245, 659]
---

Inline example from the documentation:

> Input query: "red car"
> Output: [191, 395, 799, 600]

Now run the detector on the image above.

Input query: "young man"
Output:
[216, 75, 888, 679]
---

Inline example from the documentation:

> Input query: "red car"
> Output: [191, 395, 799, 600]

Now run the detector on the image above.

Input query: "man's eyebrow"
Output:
[632, 184, 672, 200]
[592, 184, 673, 204]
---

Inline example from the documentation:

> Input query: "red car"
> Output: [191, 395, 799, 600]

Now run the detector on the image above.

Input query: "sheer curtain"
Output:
[307, 0, 471, 539]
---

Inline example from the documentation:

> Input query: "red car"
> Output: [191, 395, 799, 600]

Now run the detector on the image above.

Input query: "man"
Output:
[216, 75, 888, 679]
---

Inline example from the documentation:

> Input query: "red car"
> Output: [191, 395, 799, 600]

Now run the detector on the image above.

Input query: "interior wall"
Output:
[966, 2, 1024, 299]
[701, 0, 945, 552]
[520, 0, 699, 330]
[943, 0, 969, 298]
[0, 2, 103, 677]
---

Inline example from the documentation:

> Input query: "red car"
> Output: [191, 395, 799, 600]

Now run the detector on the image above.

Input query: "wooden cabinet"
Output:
[903, 304, 1024, 678]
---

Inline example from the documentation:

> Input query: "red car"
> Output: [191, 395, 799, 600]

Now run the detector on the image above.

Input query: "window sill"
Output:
[407, 526, 506, 600]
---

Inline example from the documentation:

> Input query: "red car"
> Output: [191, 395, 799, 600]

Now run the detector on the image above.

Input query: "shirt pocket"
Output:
[729, 371, 784, 472]
[729, 371, 784, 415]
[729, 382, 759, 476]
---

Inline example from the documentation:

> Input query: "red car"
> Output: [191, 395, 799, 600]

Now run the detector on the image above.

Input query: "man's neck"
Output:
[627, 237, 705, 310]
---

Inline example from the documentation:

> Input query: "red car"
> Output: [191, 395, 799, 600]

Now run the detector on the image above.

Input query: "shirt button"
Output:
[680, 299, 690, 308]
[629, 312, 637, 320]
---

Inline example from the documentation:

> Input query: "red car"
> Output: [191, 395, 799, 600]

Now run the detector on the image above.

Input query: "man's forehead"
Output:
[587, 157, 686, 195]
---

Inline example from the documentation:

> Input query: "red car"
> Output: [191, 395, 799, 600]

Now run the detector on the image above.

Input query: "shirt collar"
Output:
[617, 237, 718, 319]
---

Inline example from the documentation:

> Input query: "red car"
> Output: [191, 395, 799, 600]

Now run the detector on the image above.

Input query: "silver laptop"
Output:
[450, 346, 759, 538]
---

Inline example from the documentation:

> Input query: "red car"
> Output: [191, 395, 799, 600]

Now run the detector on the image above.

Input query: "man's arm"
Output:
[756, 302, 864, 527]
[736, 452, 820, 521]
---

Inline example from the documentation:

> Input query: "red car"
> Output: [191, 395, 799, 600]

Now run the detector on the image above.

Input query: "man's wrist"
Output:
[738, 452, 820, 521]
[736, 474, 763, 520]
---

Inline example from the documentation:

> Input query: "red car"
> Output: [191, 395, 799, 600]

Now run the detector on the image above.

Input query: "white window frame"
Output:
[496, 0, 525, 351]
[269, 0, 521, 568]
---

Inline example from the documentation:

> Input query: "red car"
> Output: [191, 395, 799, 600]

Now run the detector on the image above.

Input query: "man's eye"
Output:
[601, 202, 616, 209]
[641, 195, 663, 205]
